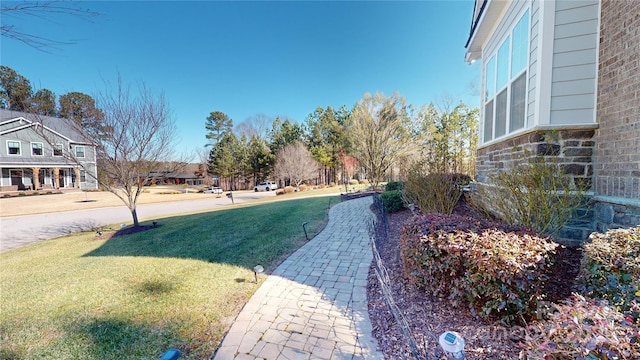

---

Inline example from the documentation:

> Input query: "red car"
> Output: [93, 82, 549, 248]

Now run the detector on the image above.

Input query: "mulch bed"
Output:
[366, 198, 583, 359]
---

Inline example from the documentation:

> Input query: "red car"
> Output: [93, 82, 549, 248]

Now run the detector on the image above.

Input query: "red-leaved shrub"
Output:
[400, 213, 557, 324]
[521, 294, 640, 359]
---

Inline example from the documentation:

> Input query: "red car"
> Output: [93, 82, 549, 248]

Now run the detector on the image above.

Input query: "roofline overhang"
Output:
[464, 0, 510, 64]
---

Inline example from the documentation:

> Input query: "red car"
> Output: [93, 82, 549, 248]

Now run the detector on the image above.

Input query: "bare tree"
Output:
[274, 142, 319, 188]
[348, 92, 419, 190]
[236, 113, 273, 140]
[1, 1, 99, 52]
[33, 79, 187, 227]
[92, 80, 187, 226]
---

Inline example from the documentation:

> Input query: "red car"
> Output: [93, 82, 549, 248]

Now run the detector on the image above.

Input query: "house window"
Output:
[80, 170, 86, 182]
[53, 144, 63, 156]
[32, 142, 43, 156]
[483, 9, 530, 142]
[75, 146, 85, 158]
[7, 141, 21, 155]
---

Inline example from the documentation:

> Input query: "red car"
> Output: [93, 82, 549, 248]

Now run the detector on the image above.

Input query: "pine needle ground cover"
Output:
[0, 196, 337, 359]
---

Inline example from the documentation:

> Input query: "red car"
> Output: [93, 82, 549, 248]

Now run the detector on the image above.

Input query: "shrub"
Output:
[477, 155, 588, 236]
[380, 190, 404, 213]
[522, 294, 640, 359]
[385, 181, 404, 191]
[318, 184, 326, 189]
[359, 179, 369, 185]
[576, 226, 640, 312]
[403, 167, 464, 215]
[284, 186, 295, 193]
[275, 189, 285, 195]
[349, 179, 359, 185]
[400, 213, 557, 325]
[329, 182, 336, 187]
[298, 184, 308, 192]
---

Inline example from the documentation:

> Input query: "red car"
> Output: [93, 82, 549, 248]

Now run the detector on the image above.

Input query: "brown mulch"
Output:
[366, 199, 583, 359]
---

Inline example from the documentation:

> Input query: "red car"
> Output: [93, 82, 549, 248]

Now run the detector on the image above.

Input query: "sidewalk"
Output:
[213, 196, 384, 360]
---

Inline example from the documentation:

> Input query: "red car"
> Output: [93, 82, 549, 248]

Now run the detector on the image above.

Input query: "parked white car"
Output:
[254, 181, 278, 192]
[204, 186, 223, 194]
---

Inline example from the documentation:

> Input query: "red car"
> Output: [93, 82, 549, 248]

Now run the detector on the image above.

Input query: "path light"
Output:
[439, 331, 465, 359]
[121, 224, 126, 229]
[253, 265, 264, 283]
[302, 222, 309, 240]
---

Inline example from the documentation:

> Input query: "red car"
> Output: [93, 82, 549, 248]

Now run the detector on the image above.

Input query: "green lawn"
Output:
[0, 195, 338, 359]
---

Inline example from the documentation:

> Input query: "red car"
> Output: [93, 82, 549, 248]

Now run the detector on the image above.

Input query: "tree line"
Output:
[0, 66, 106, 137]
[206, 93, 479, 191]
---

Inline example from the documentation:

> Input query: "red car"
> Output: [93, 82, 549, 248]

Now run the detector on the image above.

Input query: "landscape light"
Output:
[438, 331, 465, 359]
[253, 265, 264, 283]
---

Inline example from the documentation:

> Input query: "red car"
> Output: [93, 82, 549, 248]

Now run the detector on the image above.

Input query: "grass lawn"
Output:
[0, 195, 338, 359]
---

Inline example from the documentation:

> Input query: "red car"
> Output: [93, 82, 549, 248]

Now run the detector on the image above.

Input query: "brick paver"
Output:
[213, 196, 383, 360]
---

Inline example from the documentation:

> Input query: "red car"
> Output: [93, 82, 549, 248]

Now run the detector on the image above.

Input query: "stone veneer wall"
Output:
[592, 0, 640, 232]
[476, 128, 596, 188]
[474, 128, 596, 245]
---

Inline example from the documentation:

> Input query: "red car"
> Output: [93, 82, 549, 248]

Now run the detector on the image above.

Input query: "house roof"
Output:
[0, 109, 93, 145]
[464, 0, 509, 63]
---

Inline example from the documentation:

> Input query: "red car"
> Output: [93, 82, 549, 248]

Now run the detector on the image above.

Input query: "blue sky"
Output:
[1, 1, 479, 157]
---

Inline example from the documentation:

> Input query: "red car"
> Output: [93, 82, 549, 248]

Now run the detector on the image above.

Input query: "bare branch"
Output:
[1, 1, 99, 52]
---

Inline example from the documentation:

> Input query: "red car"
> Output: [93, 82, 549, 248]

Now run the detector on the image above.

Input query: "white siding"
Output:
[550, 0, 599, 125]
[527, 0, 541, 128]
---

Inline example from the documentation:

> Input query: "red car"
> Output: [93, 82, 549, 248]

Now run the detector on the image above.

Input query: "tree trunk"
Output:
[131, 207, 139, 227]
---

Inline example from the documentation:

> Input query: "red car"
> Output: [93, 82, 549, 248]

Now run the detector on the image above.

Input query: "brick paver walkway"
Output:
[213, 196, 383, 360]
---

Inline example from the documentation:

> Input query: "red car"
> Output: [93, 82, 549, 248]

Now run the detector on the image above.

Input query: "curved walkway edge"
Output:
[213, 196, 383, 360]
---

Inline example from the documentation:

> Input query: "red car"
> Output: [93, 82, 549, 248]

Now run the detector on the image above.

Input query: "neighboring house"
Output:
[149, 167, 206, 186]
[0, 109, 98, 191]
[465, 0, 639, 243]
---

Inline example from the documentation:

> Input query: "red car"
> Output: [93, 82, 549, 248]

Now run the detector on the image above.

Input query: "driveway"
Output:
[0, 191, 276, 253]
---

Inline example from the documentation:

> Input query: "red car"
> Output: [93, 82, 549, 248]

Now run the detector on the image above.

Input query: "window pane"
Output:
[32, 143, 43, 155]
[54, 144, 63, 156]
[76, 146, 85, 158]
[485, 57, 496, 98]
[495, 89, 508, 138]
[511, 10, 530, 78]
[496, 37, 510, 90]
[484, 100, 494, 142]
[509, 73, 527, 132]
[8, 141, 20, 155]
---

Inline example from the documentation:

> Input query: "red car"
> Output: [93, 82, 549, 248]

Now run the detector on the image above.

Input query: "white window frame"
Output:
[53, 144, 63, 157]
[80, 169, 86, 182]
[482, 8, 530, 144]
[75, 145, 85, 158]
[31, 142, 44, 156]
[7, 140, 21, 156]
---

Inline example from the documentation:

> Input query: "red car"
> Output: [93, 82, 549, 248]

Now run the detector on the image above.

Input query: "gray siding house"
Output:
[465, 0, 639, 243]
[0, 109, 98, 191]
